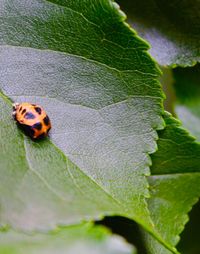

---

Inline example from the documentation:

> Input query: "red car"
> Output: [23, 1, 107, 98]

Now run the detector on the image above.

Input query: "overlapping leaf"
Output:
[0, 0, 173, 250]
[141, 113, 200, 253]
[0, 223, 135, 254]
[117, 0, 200, 66]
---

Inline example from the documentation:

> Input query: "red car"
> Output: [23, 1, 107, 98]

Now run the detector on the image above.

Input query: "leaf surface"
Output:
[0, 1, 170, 249]
[0, 223, 135, 254]
[117, 0, 200, 66]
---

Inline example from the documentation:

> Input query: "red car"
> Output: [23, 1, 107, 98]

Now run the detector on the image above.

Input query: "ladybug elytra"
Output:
[12, 102, 51, 139]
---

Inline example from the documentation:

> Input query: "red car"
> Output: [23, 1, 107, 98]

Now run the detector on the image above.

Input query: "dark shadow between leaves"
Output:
[177, 200, 200, 254]
[96, 216, 148, 254]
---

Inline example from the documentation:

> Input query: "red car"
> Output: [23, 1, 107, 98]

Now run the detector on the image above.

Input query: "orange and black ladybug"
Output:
[12, 102, 51, 139]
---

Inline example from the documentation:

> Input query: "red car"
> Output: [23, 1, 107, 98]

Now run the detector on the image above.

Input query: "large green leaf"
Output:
[117, 0, 200, 66]
[141, 113, 200, 253]
[173, 65, 200, 141]
[0, 223, 135, 254]
[0, 0, 175, 250]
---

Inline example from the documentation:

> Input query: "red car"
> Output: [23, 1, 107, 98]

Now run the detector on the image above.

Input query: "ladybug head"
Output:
[12, 102, 20, 111]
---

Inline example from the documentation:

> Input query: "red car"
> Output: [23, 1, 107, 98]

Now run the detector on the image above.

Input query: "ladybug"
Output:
[12, 102, 51, 139]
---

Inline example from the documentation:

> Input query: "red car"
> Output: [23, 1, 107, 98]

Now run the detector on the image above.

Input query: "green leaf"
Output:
[141, 112, 200, 253]
[116, 0, 200, 66]
[0, 0, 174, 250]
[173, 65, 200, 141]
[144, 173, 200, 254]
[0, 223, 135, 254]
[151, 112, 200, 175]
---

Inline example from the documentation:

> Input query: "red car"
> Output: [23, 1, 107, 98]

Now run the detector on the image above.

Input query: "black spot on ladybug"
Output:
[35, 107, 42, 115]
[22, 109, 26, 115]
[24, 112, 35, 119]
[20, 124, 35, 138]
[37, 133, 46, 139]
[32, 122, 42, 131]
[43, 116, 50, 126]
[31, 104, 36, 106]
[19, 106, 22, 112]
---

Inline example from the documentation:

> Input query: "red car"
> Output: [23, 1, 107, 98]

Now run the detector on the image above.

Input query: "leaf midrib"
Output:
[11, 94, 161, 111]
[0, 45, 157, 77]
